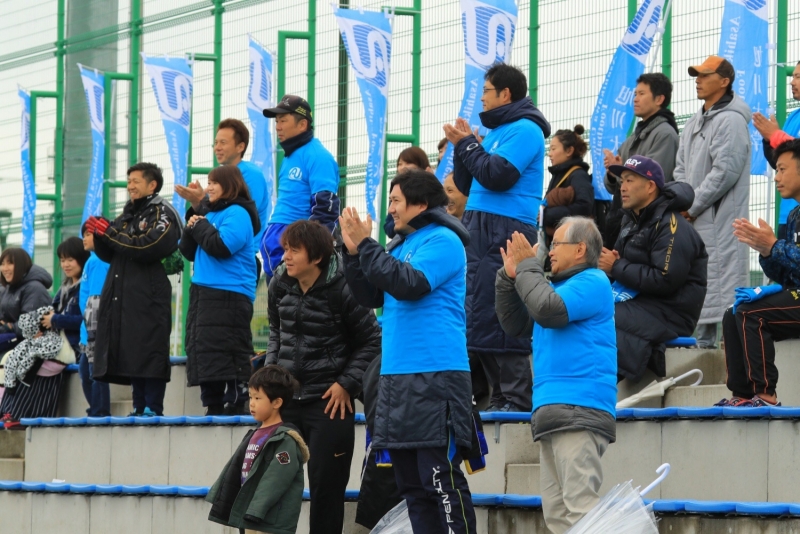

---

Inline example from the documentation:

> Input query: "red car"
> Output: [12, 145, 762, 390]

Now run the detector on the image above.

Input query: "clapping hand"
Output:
[174, 181, 206, 208]
[187, 215, 205, 228]
[603, 149, 622, 171]
[598, 247, 620, 274]
[733, 217, 777, 257]
[752, 112, 780, 141]
[500, 231, 537, 279]
[339, 207, 373, 255]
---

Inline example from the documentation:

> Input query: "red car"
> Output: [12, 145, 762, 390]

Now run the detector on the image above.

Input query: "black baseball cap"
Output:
[263, 95, 313, 123]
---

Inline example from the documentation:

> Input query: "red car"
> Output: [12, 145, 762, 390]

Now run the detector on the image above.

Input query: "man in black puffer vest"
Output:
[266, 220, 381, 534]
[599, 156, 708, 383]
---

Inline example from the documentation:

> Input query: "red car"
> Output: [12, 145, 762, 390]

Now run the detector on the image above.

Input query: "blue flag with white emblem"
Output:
[18, 87, 35, 256]
[142, 54, 193, 214]
[247, 36, 276, 221]
[78, 64, 105, 225]
[333, 6, 392, 219]
[590, 0, 665, 200]
[436, 0, 517, 182]
[718, 0, 768, 175]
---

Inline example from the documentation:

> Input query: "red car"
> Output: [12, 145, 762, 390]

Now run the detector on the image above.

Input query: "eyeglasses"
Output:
[482, 86, 499, 94]
[551, 241, 581, 249]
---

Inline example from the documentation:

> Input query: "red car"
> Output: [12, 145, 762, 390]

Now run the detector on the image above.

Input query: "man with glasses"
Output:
[599, 156, 707, 383]
[753, 61, 800, 240]
[495, 217, 616, 533]
[443, 63, 551, 413]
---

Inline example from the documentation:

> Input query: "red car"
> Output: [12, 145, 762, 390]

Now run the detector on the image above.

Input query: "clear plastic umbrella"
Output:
[565, 463, 671, 534]
[616, 369, 703, 409]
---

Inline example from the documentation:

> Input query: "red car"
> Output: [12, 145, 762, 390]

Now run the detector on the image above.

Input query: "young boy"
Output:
[78, 223, 111, 416]
[207, 365, 309, 534]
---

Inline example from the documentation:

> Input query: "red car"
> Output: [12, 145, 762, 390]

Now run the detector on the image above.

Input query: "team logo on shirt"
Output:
[288, 167, 303, 181]
[276, 451, 291, 465]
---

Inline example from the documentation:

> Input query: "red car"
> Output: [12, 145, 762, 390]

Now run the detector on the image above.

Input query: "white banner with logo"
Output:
[247, 36, 276, 221]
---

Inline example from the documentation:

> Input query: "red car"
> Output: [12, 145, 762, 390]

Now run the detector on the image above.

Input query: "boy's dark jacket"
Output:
[207, 424, 310, 534]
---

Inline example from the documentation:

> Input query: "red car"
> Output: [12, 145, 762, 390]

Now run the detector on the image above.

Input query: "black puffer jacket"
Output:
[266, 254, 381, 400]
[542, 159, 594, 229]
[612, 182, 708, 381]
[0, 265, 52, 339]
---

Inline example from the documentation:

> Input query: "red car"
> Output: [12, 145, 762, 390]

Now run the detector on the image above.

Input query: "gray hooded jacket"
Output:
[673, 93, 751, 323]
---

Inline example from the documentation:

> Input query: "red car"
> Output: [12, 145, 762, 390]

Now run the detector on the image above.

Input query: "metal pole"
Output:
[336, 0, 350, 207]
[774, 0, 788, 229]
[213, 0, 223, 132]
[129, 0, 141, 165]
[52, 0, 65, 285]
[661, 1, 672, 80]
[102, 73, 135, 218]
[529, 0, 539, 105]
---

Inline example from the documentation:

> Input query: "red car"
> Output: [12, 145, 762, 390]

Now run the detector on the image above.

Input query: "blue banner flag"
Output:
[247, 36, 276, 221]
[78, 64, 105, 225]
[436, 0, 517, 181]
[333, 6, 392, 219]
[142, 54, 193, 214]
[18, 87, 35, 256]
[718, 0, 768, 175]
[590, 0, 665, 200]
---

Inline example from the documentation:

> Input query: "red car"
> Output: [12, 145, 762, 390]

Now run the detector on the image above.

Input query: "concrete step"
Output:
[0, 458, 23, 479]
[0, 430, 25, 458]
[664, 384, 729, 407]
[21, 416, 800, 502]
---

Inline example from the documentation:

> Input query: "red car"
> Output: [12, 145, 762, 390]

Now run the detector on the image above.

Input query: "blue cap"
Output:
[609, 155, 665, 190]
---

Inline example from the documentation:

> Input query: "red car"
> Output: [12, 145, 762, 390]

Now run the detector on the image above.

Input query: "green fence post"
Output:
[102, 73, 135, 218]
[661, 2, 672, 80]
[129, 0, 141, 166]
[775, 0, 788, 229]
[628, 0, 637, 25]
[276, 0, 317, 189]
[529, 0, 539, 105]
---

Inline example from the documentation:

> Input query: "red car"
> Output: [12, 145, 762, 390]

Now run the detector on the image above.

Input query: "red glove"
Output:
[94, 217, 111, 235]
[84, 216, 98, 235]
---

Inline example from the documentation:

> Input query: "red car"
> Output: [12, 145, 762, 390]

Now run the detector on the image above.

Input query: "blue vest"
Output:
[532, 268, 617, 416]
[380, 224, 470, 375]
[465, 118, 545, 226]
[269, 137, 339, 225]
[192, 205, 257, 301]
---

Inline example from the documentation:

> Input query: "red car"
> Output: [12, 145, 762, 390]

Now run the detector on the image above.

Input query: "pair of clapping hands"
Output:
[501, 232, 537, 279]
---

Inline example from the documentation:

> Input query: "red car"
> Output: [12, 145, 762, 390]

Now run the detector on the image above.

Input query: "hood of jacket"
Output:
[548, 158, 590, 177]
[283, 428, 311, 464]
[391, 206, 470, 248]
[205, 196, 262, 237]
[479, 97, 551, 137]
[703, 93, 752, 125]
[20, 264, 53, 291]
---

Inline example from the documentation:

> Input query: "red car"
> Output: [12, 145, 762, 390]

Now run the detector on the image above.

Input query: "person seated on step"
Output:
[719, 139, 800, 408]
[598, 156, 708, 384]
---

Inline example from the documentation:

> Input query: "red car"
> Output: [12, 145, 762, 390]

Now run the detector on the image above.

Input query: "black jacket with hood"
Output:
[542, 158, 594, 229]
[0, 265, 53, 340]
[266, 253, 381, 401]
[612, 182, 708, 381]
[342, 206, 474, 450]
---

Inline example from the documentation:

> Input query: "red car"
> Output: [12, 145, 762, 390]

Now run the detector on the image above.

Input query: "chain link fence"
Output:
[0, 0, 798, 349]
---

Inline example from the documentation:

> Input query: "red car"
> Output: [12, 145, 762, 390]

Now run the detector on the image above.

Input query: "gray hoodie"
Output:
[0, 265, 53, 339]
[673, 93, 751, 324]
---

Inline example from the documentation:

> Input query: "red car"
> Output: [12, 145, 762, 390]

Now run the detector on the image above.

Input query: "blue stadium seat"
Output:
[676, 407, 723, 418]
[44, 482, 70, 493]
[684, 500, 737, 513]
[121, 485, 151, 494]
[149, 485, 179, 495]
[736, 502, 790, 515]
[665, 337, 697, 347]
[502, 495, 542, 508]
[652, 499, 687, 512]
[472, 494, 504, 506]
[69, 484, 97, 494]
[177, 486, 208, 496]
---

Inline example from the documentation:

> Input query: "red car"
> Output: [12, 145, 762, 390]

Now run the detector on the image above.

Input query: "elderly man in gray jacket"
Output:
[674, 55, 751, 348]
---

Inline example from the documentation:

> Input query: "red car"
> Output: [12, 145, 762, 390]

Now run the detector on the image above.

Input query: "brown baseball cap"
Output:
[688, 55, 735, 80]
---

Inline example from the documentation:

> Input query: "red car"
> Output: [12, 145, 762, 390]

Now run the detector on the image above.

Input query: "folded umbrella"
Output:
[616, 369, 703, 409]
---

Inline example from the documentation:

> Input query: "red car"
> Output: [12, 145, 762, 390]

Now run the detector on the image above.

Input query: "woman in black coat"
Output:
[541, 124, 595, 238]
[180, 165, 260, 416]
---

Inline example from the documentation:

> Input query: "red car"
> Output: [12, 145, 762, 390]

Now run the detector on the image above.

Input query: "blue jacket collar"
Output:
[479, 97, 551, 136]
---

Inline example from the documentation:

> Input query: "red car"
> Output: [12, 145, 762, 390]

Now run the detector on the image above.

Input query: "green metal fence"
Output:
[0, 0, 797, 351]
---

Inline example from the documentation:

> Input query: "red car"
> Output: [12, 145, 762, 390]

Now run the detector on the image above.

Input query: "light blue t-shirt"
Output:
[532, 268, 617, 416]
[465, 118, 545, 226]
[238, 160, 269, 245]
[778, 108, 800, 224]
[380, 224, 470, 376]
[191, 204, 257, 301]
[269, 137, 339, 225]
[79, 252, 110, 346]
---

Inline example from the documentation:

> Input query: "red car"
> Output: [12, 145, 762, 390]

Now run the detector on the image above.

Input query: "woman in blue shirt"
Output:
[180, 165, 261, 416]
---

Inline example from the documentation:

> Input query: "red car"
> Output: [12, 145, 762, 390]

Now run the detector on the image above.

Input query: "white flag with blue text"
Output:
[18, 87, 35, 255]
[718, 0, 768, 175]
[436, 0, 517, 181]
[247, 36, 276, 221]
[590, 0, 665, 200]
[142, 54, 193, 213]
[78, 64, 105, 224]
[333, 6, 392, 219]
